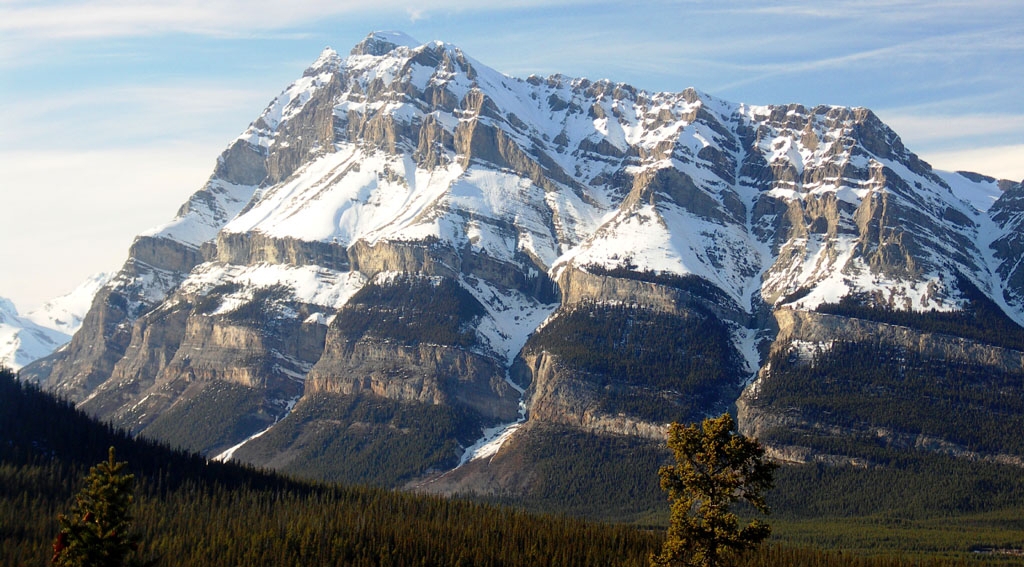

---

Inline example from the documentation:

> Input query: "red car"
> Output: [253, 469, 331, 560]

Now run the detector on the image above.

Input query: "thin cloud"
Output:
[0, 0, 615, 66]
[717, 0, 1018, 24]
[706, 24, 1022, 95]
[0, 0, 603, 40]
[3, 84, 265, 119]
[923, 144, 1024, 181]
[881, 88, 1022, 116]
[0, 83, 271, 151]
[881, 113, 1024, 145]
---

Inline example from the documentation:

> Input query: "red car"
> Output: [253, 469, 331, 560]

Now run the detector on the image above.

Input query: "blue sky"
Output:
[1, 0, 1022, 310]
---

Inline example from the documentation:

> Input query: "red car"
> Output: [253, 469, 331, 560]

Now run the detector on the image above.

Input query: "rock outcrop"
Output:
[307, 339, 517, 422]
[519, 350, 667, 440]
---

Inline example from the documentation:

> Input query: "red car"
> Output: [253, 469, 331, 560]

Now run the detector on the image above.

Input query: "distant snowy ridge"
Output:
[0, 273, 110, 370]
[25, 272, 111, 335]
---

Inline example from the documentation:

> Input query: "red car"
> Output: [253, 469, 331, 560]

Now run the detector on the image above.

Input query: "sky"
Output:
[1, 0, 1022, 311]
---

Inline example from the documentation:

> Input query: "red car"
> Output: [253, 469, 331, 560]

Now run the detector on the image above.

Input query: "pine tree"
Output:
[651, 413, 776, 567]
[52, 447, 147, 567]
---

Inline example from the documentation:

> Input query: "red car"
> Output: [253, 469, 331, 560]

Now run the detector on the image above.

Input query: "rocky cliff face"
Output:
[771, 308, 1024, 372]
[26, 31, 1024, 501]
[519, 350, 669, 440]
[305, 276, 520, 423]
[737, 307, 1024, 469]
[307, 340, 516, 420]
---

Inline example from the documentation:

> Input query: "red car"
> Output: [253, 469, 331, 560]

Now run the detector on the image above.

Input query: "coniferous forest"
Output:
[3, 366, 1023, 566]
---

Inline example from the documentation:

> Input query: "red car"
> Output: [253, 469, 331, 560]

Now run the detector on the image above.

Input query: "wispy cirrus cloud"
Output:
[882, 113, 1024, 146]
[0, 0, 617, 66]
[924, 145, 1024, 181]
[877, 107, 1024, 180]
[715, 0, 1020, 24]
[0, 0, 606, 41]
[0, 82, 271, 151]
[708, 23, 1023, 93]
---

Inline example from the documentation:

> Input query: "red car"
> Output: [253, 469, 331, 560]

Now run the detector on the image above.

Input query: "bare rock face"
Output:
[307, 338, 517, 422]
[214, 140, 267, 186]
[519, 350, 667, 440]
[71, 284, 328, 441]
[129, 236, 205, 275]
[772, 308, 1024, 372]
[264, 75, 343, 185]
[347, 239, 461, 281]
[216, 232, 351, 272]
[558, 266, 747, 326]
[348, 239, 556, 302]
[77, 301, 192, 421]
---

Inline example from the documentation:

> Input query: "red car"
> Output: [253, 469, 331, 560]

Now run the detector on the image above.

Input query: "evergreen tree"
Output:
[52, 447, 147, 567]
[652, 413, 776, 567]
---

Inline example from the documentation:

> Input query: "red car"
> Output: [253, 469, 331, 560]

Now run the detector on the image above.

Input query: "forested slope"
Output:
[5, 367, 1024, 565]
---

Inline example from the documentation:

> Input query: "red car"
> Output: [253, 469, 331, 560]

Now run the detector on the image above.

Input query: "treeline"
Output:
[489, 424, 671, 523]
[1, 457, 660, 567]
[816, 280, 1024, 352]
[1, 367, 657, 567]
[525, 302, 742, 422]
[769, 459, 1024, 563]
[140, 379, 271, 455]
[770, 454, 1024, 520]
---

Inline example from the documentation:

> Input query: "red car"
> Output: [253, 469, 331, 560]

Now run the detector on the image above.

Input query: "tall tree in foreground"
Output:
[52, 447, 148, 567]
[651, 413, 776, 567]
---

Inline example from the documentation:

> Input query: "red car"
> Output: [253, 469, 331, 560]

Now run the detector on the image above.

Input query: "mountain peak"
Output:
[350, 30, 423, 57]
[0, 297, 18, 319]
[305, 46, 342, 75]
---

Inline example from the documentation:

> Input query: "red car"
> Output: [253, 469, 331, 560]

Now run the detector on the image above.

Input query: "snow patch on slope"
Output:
[459, 275, 557, 366]
[458, 379, 527, 466]
[222, 149, 463, 246]
[213, 395, 302, 463]
[935, 170, 1004, 213]
[181, 263, 368, 316]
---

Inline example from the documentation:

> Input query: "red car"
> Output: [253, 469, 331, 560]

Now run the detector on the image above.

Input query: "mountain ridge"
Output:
[20, 31, 1024, 517]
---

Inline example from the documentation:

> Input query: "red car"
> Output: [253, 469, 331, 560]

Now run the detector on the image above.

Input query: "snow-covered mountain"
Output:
[0, 298, 66, 371]
[0, 273, 109, 370]
[23, 31, 1024, 515]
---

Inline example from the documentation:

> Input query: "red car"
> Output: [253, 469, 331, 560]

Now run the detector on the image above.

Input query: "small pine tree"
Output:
[651, 413, 777, 567]
[52, 447, 147, 567]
